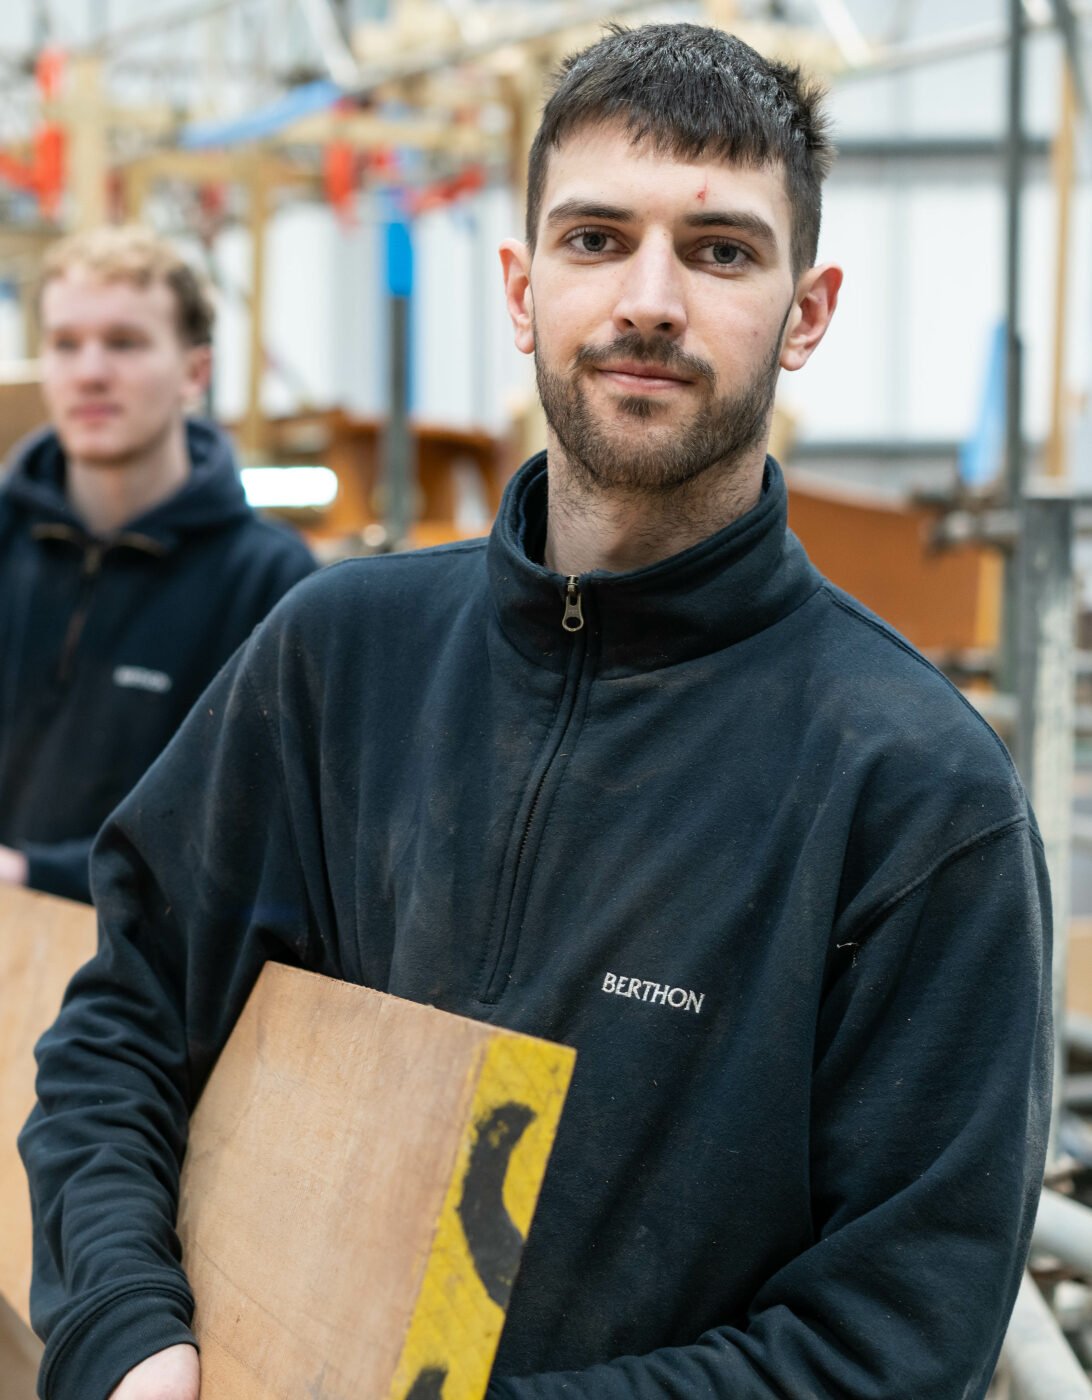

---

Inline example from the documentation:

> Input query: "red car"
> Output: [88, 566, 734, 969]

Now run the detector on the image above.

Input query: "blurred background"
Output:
[6, 6, 1087, 866]
[0, 3, 1084, 515]
[3, 1, 1092, 970]
[0, 3, 1085, 555]
[2, 3, 1092, 1387]
[2, 15, 1090, 866]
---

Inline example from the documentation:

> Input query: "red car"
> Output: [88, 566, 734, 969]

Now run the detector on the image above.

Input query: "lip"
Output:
[595, 362, 693, 391]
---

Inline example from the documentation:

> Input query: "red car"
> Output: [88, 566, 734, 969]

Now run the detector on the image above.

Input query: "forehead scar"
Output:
[695, 179, 708, 203]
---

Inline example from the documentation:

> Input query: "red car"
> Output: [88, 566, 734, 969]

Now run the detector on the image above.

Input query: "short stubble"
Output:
[535, 308, 791, 494]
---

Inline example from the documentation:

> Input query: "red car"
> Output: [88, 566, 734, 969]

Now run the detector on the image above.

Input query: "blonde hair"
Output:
[40, 225, 215, 347]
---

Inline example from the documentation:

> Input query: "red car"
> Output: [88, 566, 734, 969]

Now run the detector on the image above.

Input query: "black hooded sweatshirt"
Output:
[21, 455, 1049, 1399]
[0, 418, 315, 901]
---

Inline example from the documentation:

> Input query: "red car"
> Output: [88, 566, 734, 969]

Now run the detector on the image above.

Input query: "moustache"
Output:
[574, 334, 715, 387]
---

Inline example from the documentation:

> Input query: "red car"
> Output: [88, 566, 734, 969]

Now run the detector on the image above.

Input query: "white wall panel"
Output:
[902, 182, 1005, 441]
[209, 225, 249, 427]
[777, 188, 898, 441]
[782, 163, 1092, 453]
[263, 204, 337, 417]
[330, 198, 384, 419]
[413, 187, 532, 433]
[414, 204, 476, 427]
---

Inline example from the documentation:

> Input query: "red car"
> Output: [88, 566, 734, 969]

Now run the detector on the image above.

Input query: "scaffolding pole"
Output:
[1004, 1272, 1092, 1399]
[1000, 0, 1027, 695]
[1017, 489, 1076, 1163]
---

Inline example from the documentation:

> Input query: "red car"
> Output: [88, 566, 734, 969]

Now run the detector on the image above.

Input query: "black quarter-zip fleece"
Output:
[0, 419, 315, 900]
[21, 454, 1050, 1399]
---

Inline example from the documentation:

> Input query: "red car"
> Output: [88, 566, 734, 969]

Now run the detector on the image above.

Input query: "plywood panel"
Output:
[0, 886, 97, 1335]
[0, 890, 574, 1399]
[181, 964, 574, 1400]
[787, 471, 1001, 653]
[1067, 919, 1092, 1018]
[0, 375, 47, 461]
[0, 1294, 40, 1400]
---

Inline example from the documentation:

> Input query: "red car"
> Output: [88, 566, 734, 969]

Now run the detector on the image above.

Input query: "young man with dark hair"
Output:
[0, 224, 315, 903]
[22, 26, 1049, 1400]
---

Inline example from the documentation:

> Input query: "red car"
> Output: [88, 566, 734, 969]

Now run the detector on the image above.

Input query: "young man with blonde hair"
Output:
[23, 27, 1048, 1400]
[0, 224, 314, 903]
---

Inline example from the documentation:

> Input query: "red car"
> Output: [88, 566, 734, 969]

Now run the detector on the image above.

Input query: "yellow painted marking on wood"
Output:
[388, 1032, 575, 1400]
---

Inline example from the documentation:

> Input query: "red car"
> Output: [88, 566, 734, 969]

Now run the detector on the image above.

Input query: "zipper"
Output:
[562, 575, 584, 632]
[57, 542, 104, 684]
[480, 578, 590, 1004]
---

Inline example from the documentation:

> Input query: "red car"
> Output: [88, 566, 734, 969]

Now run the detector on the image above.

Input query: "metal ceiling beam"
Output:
[811, 0, 871, 68]
[839, 1, 1092, 79]
[295, 0, 361, 88]
[336, 0, 677, 99]
[87, 0, 251, 56]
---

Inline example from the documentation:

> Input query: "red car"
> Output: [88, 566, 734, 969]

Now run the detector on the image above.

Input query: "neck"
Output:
[65, 420, 190, 537]
[542, 434, 767, 576]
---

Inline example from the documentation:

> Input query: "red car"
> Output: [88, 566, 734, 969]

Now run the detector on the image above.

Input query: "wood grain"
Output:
[0, 1293, 41, 1400]
[0, 887, 574, 1399]
[0, 885, 97, 1335]
[182, 963, 574, 1400]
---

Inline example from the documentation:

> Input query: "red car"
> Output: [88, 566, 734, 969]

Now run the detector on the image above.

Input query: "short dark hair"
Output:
[526, 23, 834, 277]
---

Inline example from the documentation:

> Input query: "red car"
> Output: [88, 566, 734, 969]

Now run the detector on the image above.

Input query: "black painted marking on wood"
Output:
[405, 1365, 447, 1398]
[457, 1101, 536, 1308]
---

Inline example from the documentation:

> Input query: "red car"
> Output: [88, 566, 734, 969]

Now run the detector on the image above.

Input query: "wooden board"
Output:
[180, 963, 575, 1399]
[1067, 918, 1092, 1018]
[0, 373, 47, 461]
[0, 1293, 40, 1400]
[0, 888, 574, 1398]
[0, 885, 97, 1342]
[786, 469, 1002, 653]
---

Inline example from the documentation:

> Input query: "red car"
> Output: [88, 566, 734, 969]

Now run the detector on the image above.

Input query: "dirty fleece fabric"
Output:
[0, 419, 315, 901]
[21, 453, 1050, 1399]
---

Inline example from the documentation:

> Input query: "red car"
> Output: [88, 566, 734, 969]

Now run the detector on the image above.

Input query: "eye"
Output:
[694, 240, 749, 269]
[565, 227, 620, 256]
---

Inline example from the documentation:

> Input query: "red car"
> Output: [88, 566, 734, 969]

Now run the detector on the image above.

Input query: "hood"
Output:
[1, 418, 252, 547]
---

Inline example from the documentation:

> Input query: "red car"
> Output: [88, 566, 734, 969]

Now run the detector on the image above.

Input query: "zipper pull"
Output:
[83, 542, 104, 578]
[562, 576, 585, 633]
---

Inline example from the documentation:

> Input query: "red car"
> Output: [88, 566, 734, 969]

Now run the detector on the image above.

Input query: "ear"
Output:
[181, 344, 212, 410]
[499, 238, 535, 356]
[779, 263, 842, 372]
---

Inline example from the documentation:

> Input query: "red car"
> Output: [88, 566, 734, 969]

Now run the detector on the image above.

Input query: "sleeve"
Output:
[18, 620, 319, 1400]
[21, 836, 94, 903]
[487, 819, 1053, 1400]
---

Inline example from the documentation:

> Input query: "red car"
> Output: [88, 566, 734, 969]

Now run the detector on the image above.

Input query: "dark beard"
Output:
[535, 319, 787, 495]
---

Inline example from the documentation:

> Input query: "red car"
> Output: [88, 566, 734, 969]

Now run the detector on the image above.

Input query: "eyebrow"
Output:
[43, 321, 148, 335]
[684, 210, 778, 251]
[544, 200, 635, 228]
[544, 199, 779, 253]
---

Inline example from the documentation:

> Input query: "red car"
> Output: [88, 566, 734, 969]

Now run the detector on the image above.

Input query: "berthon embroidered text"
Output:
[601, 973, 704, 1015]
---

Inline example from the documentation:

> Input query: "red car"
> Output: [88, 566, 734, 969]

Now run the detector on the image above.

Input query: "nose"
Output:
[611, 235, 687, 340]
[72, 341, 110, 383]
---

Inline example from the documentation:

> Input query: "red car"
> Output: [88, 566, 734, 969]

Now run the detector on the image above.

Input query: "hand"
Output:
[108, 1344, 200, 1399]
[0, 844, 28, 886]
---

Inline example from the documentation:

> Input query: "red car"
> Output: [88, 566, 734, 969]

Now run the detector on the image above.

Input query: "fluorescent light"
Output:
[241, 466, 339, 510]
